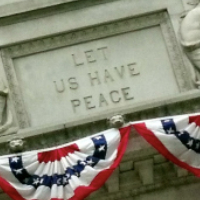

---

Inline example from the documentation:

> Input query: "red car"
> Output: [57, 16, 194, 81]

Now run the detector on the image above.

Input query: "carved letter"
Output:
[99, 93, 108, 107]
[97, 46, 108, 60]
[71, 99, 81, 112]
[114, 66, 125, 78]
[121, 87, 134, 101]
[104, 69, 114, 83]
[54, 79, 65, 93]
[68, 77, 79, 90]
[85, 50, 96, 63]
[84, 96, 95, 109]
[127, 63, 140, 76]
[72, 54, 84, 66]
[110, 90, 121, 103]
[88, 71, 101, 86]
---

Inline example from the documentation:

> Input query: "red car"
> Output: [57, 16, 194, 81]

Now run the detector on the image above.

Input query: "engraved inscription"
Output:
[71, 87, 134, 112]
[53, 46, 139, 112]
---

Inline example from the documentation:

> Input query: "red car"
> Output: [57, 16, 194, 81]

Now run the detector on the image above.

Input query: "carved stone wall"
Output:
[0, 0, 199, 199]
[0, 10, 192, 129]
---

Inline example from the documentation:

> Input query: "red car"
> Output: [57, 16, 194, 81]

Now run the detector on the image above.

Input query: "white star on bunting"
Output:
[11, 157, 20, 163]
[87, 159, 94, 165]
[187, 139, 193, 147]
[95, 136, 102, 140]
[98, 145, 105, 152]
[14, 169, 23, 174]
[166, 127, 175, 134]
[33, 178, 40, 186]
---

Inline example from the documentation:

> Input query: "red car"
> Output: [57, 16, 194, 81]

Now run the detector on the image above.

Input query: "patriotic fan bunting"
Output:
[131, 113, 200, 177]
[2, 113, 200, 200]
[0, 126, 131, 200]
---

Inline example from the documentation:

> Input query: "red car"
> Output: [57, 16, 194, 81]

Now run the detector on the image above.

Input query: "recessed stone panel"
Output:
[2, 11, 188, 128]
[13, 26, 179, 127]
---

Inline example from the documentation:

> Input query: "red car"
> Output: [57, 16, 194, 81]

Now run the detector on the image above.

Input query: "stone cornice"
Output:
[0, 90, 199, 155]
[0, 0, 120, 27]
[0, 0, 78, 18]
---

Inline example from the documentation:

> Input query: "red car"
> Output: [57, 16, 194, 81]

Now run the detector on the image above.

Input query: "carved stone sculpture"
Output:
[180, 3, 200, 88]
[107, 114, 125, 128]
[0, 79, 12, 133]
[8, 136, 24, 153]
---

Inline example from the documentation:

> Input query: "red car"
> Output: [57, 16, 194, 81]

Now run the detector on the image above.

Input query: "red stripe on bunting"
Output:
[189, 115, 200, 126]
[132, 123, 200, 177]
[68, 126, 131, 200]
[0, 176, 26, 200]
[38, 144, 79, 163]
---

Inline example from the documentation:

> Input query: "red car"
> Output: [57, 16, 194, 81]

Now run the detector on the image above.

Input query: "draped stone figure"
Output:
[0, 79, 12, 133]
[180, 2, 200, 88]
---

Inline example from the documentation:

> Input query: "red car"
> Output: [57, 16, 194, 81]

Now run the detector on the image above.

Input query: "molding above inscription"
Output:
[1, 10, 192, 129]
[6, 12, 166, 57]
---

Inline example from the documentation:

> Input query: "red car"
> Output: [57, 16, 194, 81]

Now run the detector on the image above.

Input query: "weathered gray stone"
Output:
[0, 0, 199, 200]
[120, 161, 133, 172]
[134, 159, 154, 185]
[119, 170, 141, 190]
[105, 168, 119, 193]
[154, 155, 167, 164]
[174, 165, 189, 177]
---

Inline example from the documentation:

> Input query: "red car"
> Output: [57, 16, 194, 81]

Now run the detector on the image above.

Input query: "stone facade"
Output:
[0, 0, 200, 199]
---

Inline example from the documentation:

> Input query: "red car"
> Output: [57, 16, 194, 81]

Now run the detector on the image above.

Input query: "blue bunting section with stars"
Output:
[161, 119, 200, 153]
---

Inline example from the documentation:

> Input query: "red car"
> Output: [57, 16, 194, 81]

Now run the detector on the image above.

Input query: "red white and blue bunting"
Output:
[0, 126, 131, 200]
[1, 113, 200, 200]
[131, 113, 200, 177]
